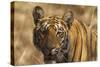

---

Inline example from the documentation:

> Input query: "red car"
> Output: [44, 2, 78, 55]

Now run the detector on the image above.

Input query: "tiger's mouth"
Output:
[50, 46, 69, 63]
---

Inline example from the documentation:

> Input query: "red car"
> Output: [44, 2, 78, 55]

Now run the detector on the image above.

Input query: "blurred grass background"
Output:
[11, 1, 97, 65]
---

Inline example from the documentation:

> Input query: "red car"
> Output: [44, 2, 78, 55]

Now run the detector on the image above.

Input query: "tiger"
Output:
[32, 6, 97, 63]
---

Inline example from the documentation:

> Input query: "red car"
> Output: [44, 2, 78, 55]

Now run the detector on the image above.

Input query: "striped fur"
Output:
[33, 6, 97, 63]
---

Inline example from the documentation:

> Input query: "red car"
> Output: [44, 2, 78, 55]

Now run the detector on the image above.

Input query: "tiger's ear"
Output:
[63, 11, 74, 29]
[32, 6, 44, 26]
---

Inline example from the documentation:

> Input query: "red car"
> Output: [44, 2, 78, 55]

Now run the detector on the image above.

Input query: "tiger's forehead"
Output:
[40, 16, 63, 24]
[39, 16, 67, 28]
[38, 16, 68, 33]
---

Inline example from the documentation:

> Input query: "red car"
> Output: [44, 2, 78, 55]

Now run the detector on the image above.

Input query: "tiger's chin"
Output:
[43, 48, 68, 64]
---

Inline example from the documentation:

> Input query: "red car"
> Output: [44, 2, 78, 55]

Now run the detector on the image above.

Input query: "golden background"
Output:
[11, 1, 97, 65]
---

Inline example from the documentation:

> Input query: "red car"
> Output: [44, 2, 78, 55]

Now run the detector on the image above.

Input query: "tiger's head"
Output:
[33, 6, 74, 63]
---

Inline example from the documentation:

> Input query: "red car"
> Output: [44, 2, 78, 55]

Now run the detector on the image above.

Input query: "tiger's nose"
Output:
[51, 48, 59, 55]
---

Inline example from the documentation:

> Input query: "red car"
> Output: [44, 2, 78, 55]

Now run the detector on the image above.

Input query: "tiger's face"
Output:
[33, 6, 74, 63]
